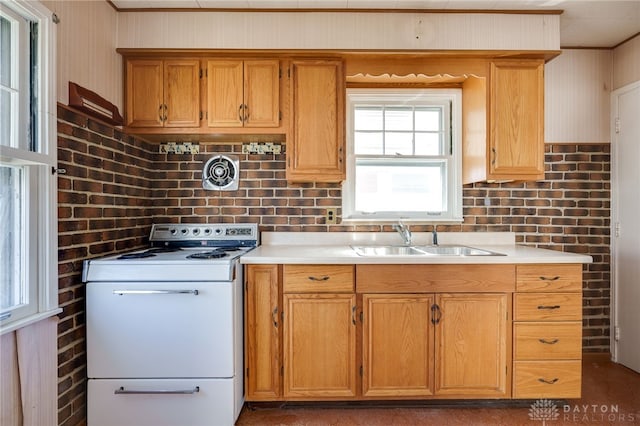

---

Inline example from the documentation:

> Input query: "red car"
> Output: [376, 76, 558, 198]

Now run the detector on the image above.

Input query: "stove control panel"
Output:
[149, 223, 259, 244]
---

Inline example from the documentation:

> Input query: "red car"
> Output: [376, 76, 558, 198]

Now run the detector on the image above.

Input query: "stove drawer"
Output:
[88, 378, 240, 426]
[87, 281, 235, 378]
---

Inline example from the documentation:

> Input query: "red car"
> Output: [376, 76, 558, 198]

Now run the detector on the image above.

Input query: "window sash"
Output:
[0, 0, 57, 332]
[343, 88, 462, 223]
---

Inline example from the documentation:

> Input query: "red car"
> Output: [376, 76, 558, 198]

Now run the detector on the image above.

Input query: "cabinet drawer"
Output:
[514, 293, 581, 321]
[516, 264, 582, 292]
[513, 360, 581, 398]
[514, 322, 582, 360]
[283, 265, 354, 293]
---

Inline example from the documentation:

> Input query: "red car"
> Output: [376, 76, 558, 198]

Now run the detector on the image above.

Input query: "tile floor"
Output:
[236, 354, 640, 425]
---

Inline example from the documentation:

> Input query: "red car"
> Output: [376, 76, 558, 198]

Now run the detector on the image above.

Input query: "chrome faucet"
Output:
[392, 222, 412, 246]
[432, 224, 439, 246]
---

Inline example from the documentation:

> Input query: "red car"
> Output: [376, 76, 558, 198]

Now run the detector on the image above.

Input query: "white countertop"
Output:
[241, 232, 593, 265]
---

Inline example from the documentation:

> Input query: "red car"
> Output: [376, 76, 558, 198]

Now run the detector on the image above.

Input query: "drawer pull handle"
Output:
[538, 378, 559, 385]
[539, 338, 559, 345]
[537, 305, 560, 310]
[308, 276, 330, 282]
[539, 276, 560, 281]
[115, 386, 200, 395]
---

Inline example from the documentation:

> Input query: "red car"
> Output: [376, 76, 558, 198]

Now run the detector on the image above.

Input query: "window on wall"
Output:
[342, 89, 463, 222]
[1, 0, 58, 332]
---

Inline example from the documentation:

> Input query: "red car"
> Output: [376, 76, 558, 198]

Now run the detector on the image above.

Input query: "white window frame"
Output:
[1, 0, 58, 334]
[342, 88, 463, 223]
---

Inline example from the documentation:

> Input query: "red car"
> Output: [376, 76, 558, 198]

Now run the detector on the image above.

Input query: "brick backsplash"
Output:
[56, 104, 610, 426]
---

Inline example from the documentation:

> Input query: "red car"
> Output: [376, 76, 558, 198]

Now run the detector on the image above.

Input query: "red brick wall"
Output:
[56, 104, 610, 426]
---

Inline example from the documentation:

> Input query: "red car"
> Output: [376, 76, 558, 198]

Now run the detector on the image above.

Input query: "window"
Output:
[1, 0, 57, 332]
[342, 89, 463, 222]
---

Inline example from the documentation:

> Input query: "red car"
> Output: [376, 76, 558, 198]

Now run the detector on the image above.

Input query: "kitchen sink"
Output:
[351, 246, 427, 256]
[413, 245, 506, 256]
[351, 245, 505, 257]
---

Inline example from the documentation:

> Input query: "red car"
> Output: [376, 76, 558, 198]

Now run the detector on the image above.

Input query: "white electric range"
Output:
[83, 223, 258, 426]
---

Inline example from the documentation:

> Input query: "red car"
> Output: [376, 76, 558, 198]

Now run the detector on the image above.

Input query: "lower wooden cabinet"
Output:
[435, 293, 509, 397]
[245, 265, 281, 400]
[513, 360, 582, 398]
[362, 294, 435, 397]
[283, 293, 357, 398]
[512, 264, 583, 399]
[245, 263, 583, 402]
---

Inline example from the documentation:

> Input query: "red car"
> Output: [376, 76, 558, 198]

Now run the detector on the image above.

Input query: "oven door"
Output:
[87, 281, 235, 379]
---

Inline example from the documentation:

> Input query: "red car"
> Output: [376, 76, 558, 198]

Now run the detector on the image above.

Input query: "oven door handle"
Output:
[115, 386, 200, 395]
[113, 290, 199, 296]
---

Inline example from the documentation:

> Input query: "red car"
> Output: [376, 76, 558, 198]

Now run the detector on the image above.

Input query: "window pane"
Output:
[415, 132, 443, 155]
[384, 107, 413, 131]
[354, 107, 383, 131]
[354, 160, 446, 212]
[415, 107, 441, 131]
[1, 15, 13, 147]
[385, 132, 413, 155]
[0, 16, 11, 86]
[0, 166, 25, 313]
[354, 131, 383, 155]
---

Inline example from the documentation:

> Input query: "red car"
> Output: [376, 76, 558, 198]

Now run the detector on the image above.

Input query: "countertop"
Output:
[240, 232, 593, 265]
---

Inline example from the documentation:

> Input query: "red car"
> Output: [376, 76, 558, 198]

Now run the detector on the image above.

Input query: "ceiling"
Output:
[109, 0, 640, 48]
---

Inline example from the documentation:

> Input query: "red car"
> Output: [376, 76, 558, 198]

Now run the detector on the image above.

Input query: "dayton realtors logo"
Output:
[529, 399, 560, 425]
[529, 399, 637, 423]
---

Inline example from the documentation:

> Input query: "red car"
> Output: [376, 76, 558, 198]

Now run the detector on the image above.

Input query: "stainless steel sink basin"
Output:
[351, 246, 427, 256]
[414, 245, 506, 256]
[351, 245, 505, 257]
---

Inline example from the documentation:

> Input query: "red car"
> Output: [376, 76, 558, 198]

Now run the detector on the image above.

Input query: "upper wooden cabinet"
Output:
[206, 59, 280, 128]
[489, 60, 545, 180]
[287, 59, 346, 182]
[125, 59, 201, 129]
[463, 59, 545, 183]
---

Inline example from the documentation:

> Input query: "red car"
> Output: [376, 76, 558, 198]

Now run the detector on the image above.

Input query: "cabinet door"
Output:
[288, 60, 345, 182]
[125, 60, 164, 127]
[245, 265, 281, 400]
[163, 60, 201, 128]
[362, 294, 435, 397]
[434, 293, 509, 397]
[244, 60, 280, 128]
[489, 60, 544, 180]
[206, 60, 244, 128]
[283, 294, 357, 398]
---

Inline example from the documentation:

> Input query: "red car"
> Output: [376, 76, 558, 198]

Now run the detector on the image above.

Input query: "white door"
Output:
[612, 81, 640, 373]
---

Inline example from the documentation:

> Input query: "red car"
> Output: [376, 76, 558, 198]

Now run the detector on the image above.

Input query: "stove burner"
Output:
[118, 252, 156, 260]
[148, 247, 181, 254]
[187, 250, 229, 259]
[117, 247, 181, 259]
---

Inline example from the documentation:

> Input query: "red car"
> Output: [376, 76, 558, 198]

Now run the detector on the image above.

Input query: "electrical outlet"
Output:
[326, 208, 337, 224]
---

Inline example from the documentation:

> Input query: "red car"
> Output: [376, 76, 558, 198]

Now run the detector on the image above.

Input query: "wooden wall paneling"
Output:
[116, 12, 560, 51]
[0, 332, 22, 426]
[42, 0, 121, 109]
[545, 49, 612, 143]
[613, 35, 640, 91]
[15, 317, 58, 426]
